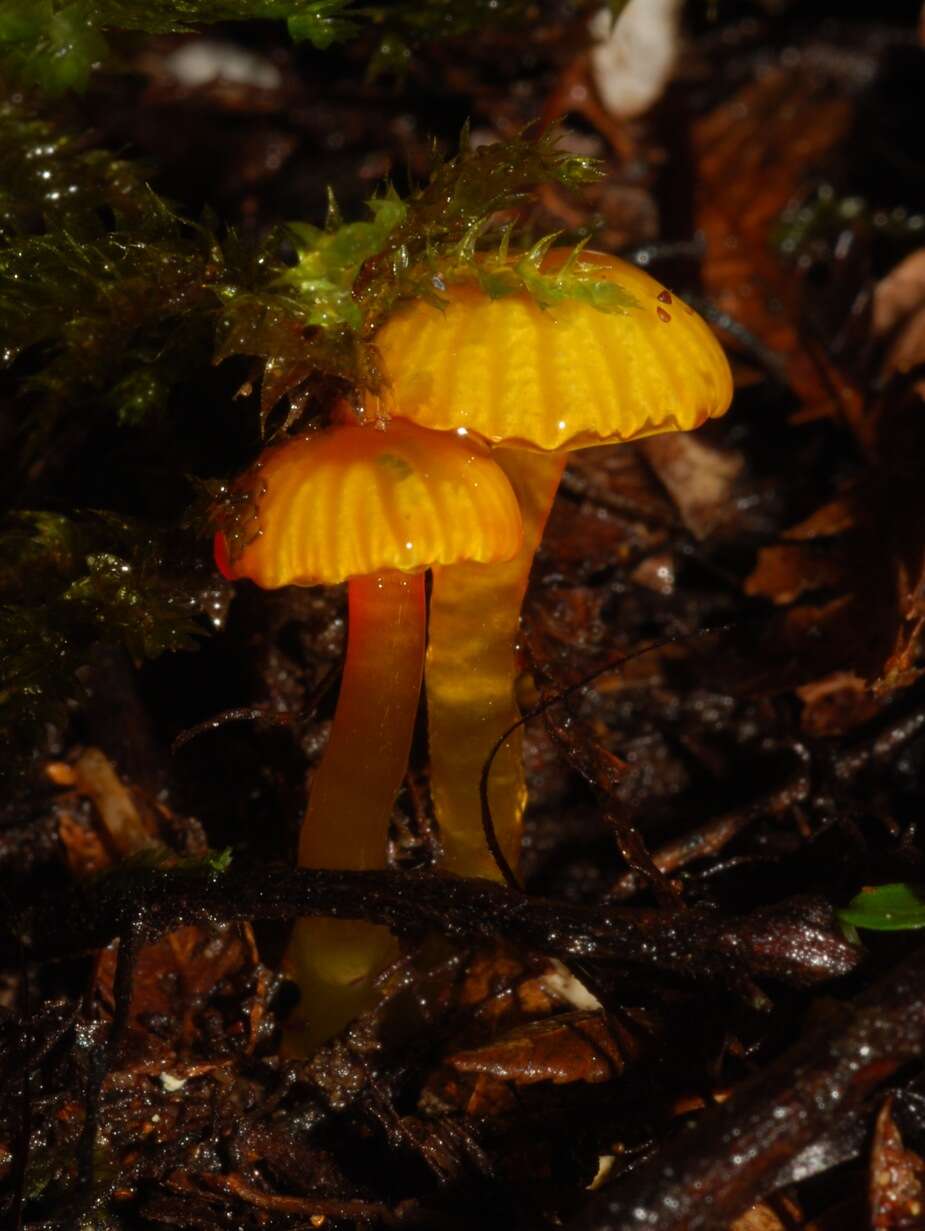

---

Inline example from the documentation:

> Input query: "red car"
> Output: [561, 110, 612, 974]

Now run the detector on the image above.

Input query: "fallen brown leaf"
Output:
[694, 63, 863, 424]
[640, 432, 745, 541]
[796, 672, 880, 738]
[56, 808, 111, 878]
[873, 250, 925, 339]
[873, 249, 925, 387]
[870, 1096, 925, 1230]
[95, 921, 264, 1058]
[745, 543, 845, 606]
[730, 1201, 788, 1231]
[449, 1010, 635, 1087]
[50, 747, 164, 874]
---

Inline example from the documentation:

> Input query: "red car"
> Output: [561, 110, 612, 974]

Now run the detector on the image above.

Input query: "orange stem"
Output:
[285, 570, 425, 1050]
[426, 450, 567, 881]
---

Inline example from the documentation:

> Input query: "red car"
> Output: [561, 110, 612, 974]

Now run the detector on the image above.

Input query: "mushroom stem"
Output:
[426, 450, 566, 881]
[285, 570, 426, 1049]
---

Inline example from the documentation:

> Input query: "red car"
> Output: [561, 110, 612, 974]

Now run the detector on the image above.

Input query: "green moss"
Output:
[0, 2, 109, 94]
[774, 183, 925, 260]
[0, 0, 597, 94]
[0, 511, 221, 772]
[300, 127, 605, 330]
[0, 0, 342, 93]
[288, 0, 540, 66]
[219, 126, 607, 428]
[0, 100, 154, 239]
[280, 192, 409, 331]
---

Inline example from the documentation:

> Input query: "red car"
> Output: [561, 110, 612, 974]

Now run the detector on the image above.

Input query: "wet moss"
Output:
[0, 0, 594, 94]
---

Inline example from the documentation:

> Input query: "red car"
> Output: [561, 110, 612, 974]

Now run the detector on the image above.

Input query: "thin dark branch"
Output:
[75, 918, 144, 1201]
[6, 866, 860, 992]
[11, 939, 29, 1231]
[478, 629, 736, 890]
[569, 942, 925, 1231]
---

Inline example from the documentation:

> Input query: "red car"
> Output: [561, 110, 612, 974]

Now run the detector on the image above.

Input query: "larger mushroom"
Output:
[373, 248, 733, 882]
[216, 416, 522, 1045]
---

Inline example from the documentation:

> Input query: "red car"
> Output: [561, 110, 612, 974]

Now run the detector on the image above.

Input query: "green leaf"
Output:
[838, 883, 925, 932]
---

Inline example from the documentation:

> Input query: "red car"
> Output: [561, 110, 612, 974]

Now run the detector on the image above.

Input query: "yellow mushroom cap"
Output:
[375, 250, 733, 453]
[218, 419, 523, 589]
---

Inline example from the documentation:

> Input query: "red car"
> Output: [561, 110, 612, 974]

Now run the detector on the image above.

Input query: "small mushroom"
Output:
[374, 248, 733, 881]
[216, 416, 522, 1046]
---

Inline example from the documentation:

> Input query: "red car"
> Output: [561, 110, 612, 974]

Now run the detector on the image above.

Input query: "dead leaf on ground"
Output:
[448, 1010, 637, 1087]
[55, 807, 111, 878]
[420, 951, 647, 1115]
[796, 671, 881, 738]
[782, 497, 859, 542]
[873, 250, 925, 339]
[451, 949, 558, 1028]
[640, 432, 745, 542]
[873, 248, 925, 387]
[95, 922, 267, 1059]
[49, 747, 166, 874]
[742, 429, 925, 697]
[694, 64, 862, 423]
[870, 1095, 925, 1230]
[731, 1201, 789, 1231]
[745, 543, 845, 606]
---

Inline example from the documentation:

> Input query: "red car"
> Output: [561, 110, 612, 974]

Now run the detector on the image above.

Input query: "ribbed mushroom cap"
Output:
[217, 419, 523, 589]
[375, 250, 733, 453]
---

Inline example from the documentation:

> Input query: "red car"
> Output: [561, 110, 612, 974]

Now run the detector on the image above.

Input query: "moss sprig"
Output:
[0, 511, 228, 773]
[288, 0, 539, 72]
[291, 1, 631, 74]
[273, 127, 611, 342]
[0, 0, 338, 93]
[0, 0, 589, 95]
[0, 99, 154, 240]
[1, 104, 606, 454]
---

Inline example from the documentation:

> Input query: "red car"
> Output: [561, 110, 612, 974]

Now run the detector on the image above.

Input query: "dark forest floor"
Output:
[4, 4, 925, 1229]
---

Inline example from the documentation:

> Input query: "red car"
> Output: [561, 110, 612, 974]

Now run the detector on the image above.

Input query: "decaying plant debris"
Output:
[3, 3, 925, 1229]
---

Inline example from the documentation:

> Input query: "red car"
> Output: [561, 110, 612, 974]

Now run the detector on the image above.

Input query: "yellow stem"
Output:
[426, 450, 566, 881]
[285, 570, 425, 1050]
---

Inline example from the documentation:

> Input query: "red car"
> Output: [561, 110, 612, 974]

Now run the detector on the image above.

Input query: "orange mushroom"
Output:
[374, 249, 734, 882]
[216, 417, 523, 1046]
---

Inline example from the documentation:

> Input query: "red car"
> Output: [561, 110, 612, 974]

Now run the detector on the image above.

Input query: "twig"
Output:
[569, 941, 925, 1231]
[199, 1172, 398, 1223]
[8, 866, 860, 992]
[75, 917, 144, 1203]
[11, 939, 30, 1231]
[608, 765, 811, 900]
